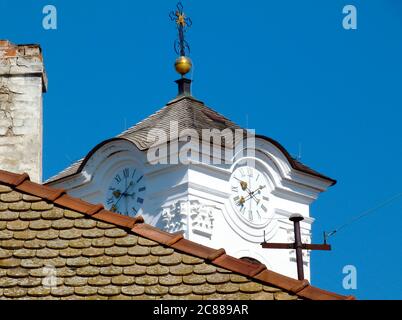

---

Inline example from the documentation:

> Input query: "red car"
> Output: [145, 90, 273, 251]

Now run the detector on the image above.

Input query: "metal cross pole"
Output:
[261, 214, 332, 280]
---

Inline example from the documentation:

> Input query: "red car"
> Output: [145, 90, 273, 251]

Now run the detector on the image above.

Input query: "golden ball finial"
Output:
[175, 56, 192, 76]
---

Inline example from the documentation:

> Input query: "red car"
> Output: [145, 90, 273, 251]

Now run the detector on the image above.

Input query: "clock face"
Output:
[229, 166, 270, 225]
[105, 167, 146, 216]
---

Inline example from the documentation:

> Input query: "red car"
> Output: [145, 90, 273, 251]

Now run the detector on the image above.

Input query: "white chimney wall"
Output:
[0, 40, 47, 183]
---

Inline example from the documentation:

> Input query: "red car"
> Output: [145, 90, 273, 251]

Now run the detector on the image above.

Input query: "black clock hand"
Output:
[114, 181, 134, 208]
[243, 186, 265, 203]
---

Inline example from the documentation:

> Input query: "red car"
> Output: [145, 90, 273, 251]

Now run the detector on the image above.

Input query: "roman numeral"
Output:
[109, 187, 116, 191]
[263, 196, 269, 202]
[231, 186, 238, 193]
[106, 198, 114, 205]
[123, 168, 129, 178]
[132, 207, 138, 214]
[248, 210, 253, 221]
[247, 167, 253, 177]
[137, 175, 144, 183]
[256, 210, 261, 220]
[137, 198, 144, 204]
[138, 187, 146, 192]
[261, 204, 268, 212]
[239, 168, 245, 177]
[131, 169, 137, 178]
[233, 196, 240, 202]
[114, 174, 122, 184]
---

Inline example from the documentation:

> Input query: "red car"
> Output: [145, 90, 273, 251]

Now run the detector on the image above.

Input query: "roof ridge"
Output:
[0, 169, 354, 300]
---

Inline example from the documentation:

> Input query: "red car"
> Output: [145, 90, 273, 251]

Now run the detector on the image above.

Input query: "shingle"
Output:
[135, 275, 158, 286]
[274, 292, 299, 300]
[159, 275, 182, 286]
[150, 246, 174, 256]
[74, 219, 97, 229]
[183, 274, 206, 285]
[159, 253, 182, 266]
[127, 246, 150, 257]
[144, 285, 169, 296]
[59, 248, 82, 258]
[21, 258, 43, 269]
[7, 220, 29, 231]
[169, 264, 193, 276]
[41, 208, 64, 220]
[82, 247, 104, 257]
[24, 239, 46, 249]
[3, 287, 27, 298]
[8, 201, 31, 211]
[51, 286, 75, 297]
[145, 265, 169, 276]
[36, 229, 59, 240]
[19, 210, 41, 220]
[64, 277, 88, 287]
[27, 287, 51, 297]
[105, 246, 128, 257]
[115, 235, 138, 247]
[46, 239, 68, 250]
[98, 286, 121, 296]
[13, 248, 36, 259]
[75, 286, 98, 296]
[89, 256, 113, 267]
[0, 258, 21, 268]
[66, 257, 90, 268]
[239, 282, 263, 293]
[68, 239, 92, 249]
[52, 219, 74, 230]
[82, 228, 104, 239]
[31, 201, 53, 211]
[169, 285, 192, 296]
[87, 276, 111, 287]
[121, 286, 145, 296]
[123, 265, 146, 276]
[111, 275, 135, 286]
[29, 220, 52, 230]
[76, 266, 100, 277]
[0, 211, 18, 221]
[100, 266, 123, 276]
[0, 248, 12, 259]
[0, 191, 22, 202]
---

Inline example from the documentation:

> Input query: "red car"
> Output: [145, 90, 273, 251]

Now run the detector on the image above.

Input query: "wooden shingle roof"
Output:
[45, 96, 335, 185]
[0, 170, 352, 300]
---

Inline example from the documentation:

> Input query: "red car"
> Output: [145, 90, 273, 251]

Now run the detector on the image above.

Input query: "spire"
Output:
[170, 2, 193, 96]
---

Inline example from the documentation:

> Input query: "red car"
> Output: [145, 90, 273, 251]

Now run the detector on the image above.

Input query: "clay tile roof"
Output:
[0, 169, 352, 300]
[45, 96, 335, 185]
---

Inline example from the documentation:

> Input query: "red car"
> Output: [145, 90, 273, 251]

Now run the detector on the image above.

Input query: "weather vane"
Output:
[170, 1, 193, 77]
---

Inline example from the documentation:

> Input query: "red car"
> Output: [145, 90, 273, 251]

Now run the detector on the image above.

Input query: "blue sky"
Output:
[1, 0, 401, 299]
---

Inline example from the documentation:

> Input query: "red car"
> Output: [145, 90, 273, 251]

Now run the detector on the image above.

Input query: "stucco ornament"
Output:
[160, 200, 217, 237]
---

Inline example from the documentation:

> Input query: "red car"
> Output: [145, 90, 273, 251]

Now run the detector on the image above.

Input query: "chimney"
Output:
[0, 40, 47, 183]
[175, 78, 192, 97]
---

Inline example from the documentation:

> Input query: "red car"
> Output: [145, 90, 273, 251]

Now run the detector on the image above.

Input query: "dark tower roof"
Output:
[45, 94, 335, 185]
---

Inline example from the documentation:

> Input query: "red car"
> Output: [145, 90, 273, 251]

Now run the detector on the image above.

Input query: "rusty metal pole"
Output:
[290, 214, 305, 280]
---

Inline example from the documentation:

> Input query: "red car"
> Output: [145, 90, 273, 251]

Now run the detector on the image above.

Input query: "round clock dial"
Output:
[105, 167, 146, 216]
[230, 166, 270, 225]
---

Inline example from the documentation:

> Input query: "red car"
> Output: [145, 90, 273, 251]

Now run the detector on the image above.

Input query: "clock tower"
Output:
[45, 2, 336, 280]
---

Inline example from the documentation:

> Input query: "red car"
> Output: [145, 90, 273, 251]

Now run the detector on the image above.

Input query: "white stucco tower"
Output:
[0, 40, 47, 183]
[46, 78, 336, 281]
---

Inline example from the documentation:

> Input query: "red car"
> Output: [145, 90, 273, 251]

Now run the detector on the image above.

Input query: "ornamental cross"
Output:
[261, 214, 332, 280]
[170, 1, 192, 56]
